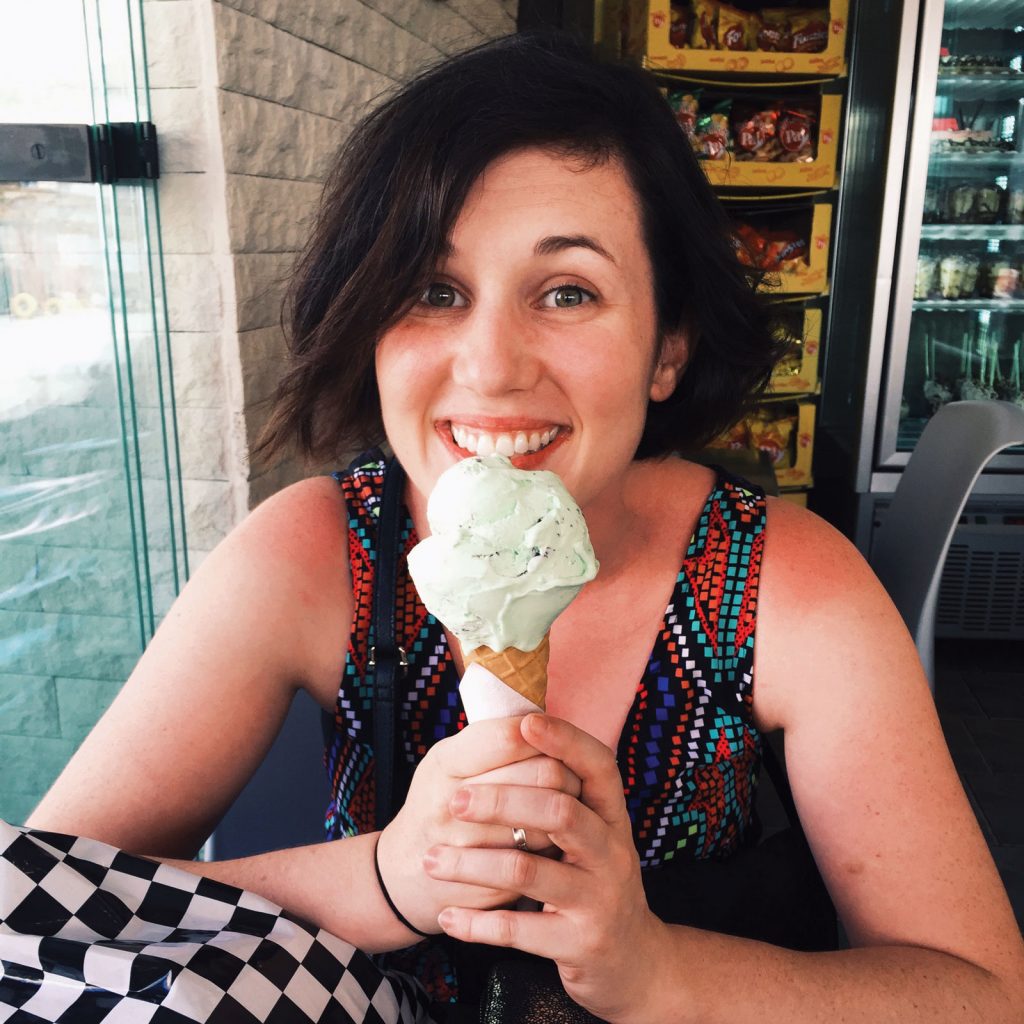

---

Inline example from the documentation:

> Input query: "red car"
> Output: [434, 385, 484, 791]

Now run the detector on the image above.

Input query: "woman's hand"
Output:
[426, 714, 671, 1023]
[377, 716, 582, 937]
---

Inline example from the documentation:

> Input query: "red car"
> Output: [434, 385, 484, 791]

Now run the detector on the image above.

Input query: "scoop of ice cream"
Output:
[406, 454, 599, 653]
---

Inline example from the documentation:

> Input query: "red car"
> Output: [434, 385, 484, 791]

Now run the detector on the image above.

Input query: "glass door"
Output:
[878, 0, 1024, 474]
[0, 1, 186, 826]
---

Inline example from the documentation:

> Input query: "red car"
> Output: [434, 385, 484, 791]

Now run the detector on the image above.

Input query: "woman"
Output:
[27, 32, 1023, 1023]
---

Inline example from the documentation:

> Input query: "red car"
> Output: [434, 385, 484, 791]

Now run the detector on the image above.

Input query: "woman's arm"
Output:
[426, 499, 1024, 1022]
[22, 477, 427, 951]
[27, 476, 350, 858]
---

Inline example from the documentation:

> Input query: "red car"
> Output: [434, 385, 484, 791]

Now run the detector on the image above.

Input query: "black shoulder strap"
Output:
[371, 456, 408, 832]
[761, 731, 803, 834]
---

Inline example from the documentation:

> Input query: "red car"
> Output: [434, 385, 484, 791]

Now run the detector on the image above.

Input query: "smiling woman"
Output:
[22, 29, 1024, 1024]
[251, 32, 782, 471]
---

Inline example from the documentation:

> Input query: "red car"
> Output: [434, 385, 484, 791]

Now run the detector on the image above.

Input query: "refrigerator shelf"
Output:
[927, 151, 1024, 172]
[935, 72, 1024, 100]
[921, 225, 1024, 240]
[913, 299, 1024, 311]
[938, 69, 1024, 80]
[943, 0, 1024, 31]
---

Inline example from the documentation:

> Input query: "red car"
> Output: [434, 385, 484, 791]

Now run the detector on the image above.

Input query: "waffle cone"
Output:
[464, 634, 549, 710]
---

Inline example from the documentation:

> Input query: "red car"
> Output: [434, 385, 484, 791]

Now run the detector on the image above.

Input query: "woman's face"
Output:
[375, 146, 686, 514]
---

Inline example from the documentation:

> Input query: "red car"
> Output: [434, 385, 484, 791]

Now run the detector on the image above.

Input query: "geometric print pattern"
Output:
[619, 476, 765, 868]
[0, 820, 432, 1023]
[323, 451, 767, 1001]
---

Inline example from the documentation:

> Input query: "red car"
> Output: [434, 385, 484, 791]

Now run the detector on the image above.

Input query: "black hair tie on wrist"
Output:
[373, 835, 432, 940]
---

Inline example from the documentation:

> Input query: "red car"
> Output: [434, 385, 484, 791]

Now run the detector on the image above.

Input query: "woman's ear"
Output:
[649, 330, 689, 402]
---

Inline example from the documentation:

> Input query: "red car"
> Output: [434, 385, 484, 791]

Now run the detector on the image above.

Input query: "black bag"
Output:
[369, 457, 837, 1023]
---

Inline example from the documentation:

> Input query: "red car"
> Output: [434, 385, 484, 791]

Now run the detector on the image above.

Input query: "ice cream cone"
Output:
[464, 634, 549, 710]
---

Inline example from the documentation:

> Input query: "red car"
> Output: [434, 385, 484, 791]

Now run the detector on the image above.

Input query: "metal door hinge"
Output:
[0, 122, 160, 183]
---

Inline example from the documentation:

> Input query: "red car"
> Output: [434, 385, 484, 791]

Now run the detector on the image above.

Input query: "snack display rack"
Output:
[602, 0, 849, 76]
[702, 94, 841, 189]
[769, 306, 821, 394]
[599, 1, 851, 496]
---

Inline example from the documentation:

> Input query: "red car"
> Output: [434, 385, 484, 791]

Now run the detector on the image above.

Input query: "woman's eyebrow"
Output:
[439, 234, 617, 264]
[534, 234, 617, 264]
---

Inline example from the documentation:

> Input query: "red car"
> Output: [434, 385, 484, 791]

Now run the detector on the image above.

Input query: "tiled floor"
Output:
[934, 638, 1024, 933]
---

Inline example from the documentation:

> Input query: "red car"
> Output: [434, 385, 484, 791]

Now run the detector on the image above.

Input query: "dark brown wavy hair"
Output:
[253, 31, 784, 466]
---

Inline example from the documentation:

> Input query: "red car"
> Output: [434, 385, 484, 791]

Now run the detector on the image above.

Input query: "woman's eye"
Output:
[542, 285, 595, 309]
[420, 283, 464, 308]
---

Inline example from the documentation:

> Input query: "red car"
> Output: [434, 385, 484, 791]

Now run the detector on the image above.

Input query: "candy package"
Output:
[757, 8, 791, 50]
[733, 103, 781, 160]
[789, 9, 829, 52]
[691, 0, 719, 49]
[711, 419, 751, 451]
[777, 107, 816, 162]
[717, 3, 760, 50]
[694, 98, 732, 159]
[670, 3, 693, 48]
[668, 88, 701, 141]
[748, 408, 797, 468]
[734, 220, 808, 271]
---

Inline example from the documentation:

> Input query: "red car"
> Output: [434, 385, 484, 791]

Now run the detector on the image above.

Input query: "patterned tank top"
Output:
[322, 450, 766, 1001]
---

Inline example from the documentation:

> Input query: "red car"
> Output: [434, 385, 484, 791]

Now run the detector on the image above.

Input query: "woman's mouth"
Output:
[440, 421, 567, 467]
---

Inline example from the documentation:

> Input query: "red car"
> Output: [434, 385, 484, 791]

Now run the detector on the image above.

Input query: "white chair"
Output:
[869, 400, 1024, 692]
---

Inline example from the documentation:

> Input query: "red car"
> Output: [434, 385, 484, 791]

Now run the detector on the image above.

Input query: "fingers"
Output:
[430, 717, 540, 779]
[451, 782, 604, 862]
[470, 755, 582, 799]
[437, 904, 568, 962]
[425, 844, 573, 908]
[520, 715, 628, 827]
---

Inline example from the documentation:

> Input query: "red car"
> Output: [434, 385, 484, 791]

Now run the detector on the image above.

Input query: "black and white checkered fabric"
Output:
[0, 821, 434, 1023]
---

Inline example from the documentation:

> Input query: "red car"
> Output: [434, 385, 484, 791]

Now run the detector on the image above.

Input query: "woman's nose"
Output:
[449, 305, 541, 396]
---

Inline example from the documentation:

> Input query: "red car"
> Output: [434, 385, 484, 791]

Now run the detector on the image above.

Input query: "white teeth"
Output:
[451, 424, 561, 456]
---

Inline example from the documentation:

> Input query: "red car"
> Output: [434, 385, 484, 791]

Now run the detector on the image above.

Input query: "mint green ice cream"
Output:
[406, 455, 599, 653]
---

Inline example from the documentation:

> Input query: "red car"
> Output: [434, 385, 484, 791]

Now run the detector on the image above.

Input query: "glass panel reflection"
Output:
[0, 0, 184, 827]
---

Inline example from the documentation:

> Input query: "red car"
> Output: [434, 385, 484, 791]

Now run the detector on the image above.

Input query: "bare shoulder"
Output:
[207, 474, 351, 705]
[229, 474, 348, 565]
[752, 496, 915, 732]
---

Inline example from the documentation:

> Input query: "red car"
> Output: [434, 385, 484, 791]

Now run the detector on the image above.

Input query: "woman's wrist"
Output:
[623, 918, 697, 1024]
[374, 824, 440, 941]
[373, 833, 432, 940]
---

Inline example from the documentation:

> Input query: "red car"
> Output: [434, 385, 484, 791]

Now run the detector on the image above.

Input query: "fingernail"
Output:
[422, 849, 438, 872]
[438, 909, 455, 930]
[525, 713, 547, 736]
[450, 789, 470, 815]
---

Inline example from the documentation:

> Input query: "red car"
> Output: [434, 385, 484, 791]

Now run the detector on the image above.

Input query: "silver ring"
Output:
[511, 826, 528, 851]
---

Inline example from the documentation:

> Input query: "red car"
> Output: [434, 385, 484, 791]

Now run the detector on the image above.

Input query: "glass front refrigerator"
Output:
[823, 0, 1024, 638]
